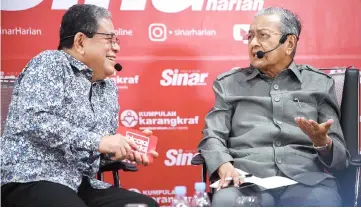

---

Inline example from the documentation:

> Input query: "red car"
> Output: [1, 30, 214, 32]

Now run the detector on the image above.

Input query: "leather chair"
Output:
[191, 68, 361, 206]
[97, 160, 137, 187]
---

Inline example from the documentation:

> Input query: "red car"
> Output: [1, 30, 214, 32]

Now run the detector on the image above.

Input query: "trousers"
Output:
[1, 178, 158, 207]
[211, 179, 342, 207]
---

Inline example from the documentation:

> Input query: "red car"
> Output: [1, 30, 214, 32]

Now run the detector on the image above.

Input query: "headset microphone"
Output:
[114, 63, 122, 71]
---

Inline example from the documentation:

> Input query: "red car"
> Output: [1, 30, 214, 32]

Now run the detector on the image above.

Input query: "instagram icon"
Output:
[148, 23, 167, 41]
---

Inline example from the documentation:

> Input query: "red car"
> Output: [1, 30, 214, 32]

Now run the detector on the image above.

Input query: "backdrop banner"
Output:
[2, 0, 361, 206]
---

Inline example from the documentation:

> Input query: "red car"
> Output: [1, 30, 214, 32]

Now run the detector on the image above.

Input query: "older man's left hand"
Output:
[295, 117, 333, 147]
[126, 129, 159, 166]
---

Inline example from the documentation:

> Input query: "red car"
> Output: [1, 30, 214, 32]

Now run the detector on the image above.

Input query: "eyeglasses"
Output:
[246, 30, 283, 42]
[60, 31, 120, 48]
[87, 32, 120, 48]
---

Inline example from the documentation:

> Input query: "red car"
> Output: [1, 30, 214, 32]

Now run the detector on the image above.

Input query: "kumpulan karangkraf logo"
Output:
[128, 187, 192, 205]
[120, 109, 199, 131]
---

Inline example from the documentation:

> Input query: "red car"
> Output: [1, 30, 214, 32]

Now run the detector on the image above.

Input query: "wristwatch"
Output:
[313, 139, 332, 152]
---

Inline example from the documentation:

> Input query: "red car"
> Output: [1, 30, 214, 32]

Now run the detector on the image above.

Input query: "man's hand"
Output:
[126, 129, 159, 166]
[295, 117, 333, 146]
[217, 162, 242, 191]
[98, 134, 137, 161]
[127, 150, 159, 166]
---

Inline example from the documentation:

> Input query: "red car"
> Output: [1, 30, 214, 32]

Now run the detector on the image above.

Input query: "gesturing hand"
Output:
[295, 117, 333, 146]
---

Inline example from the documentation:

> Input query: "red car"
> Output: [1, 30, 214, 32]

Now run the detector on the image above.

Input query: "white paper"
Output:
[210, 168, 298, 190]
[254, 176, 298, 189]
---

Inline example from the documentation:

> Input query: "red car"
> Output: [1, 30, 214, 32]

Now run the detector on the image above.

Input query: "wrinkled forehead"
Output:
[97, 18, 116, 34]
[249, 14, 281, 33]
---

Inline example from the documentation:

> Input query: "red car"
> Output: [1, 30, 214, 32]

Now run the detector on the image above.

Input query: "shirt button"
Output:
[276, 158, 282, 164]
[274, 96, 280, 102]
[273, 84, 279, 90]
[276, 120, 282, 125]
[275, 140, 282, 147]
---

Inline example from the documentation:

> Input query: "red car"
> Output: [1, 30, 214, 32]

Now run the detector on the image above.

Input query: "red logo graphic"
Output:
[117, 126, 158, 162]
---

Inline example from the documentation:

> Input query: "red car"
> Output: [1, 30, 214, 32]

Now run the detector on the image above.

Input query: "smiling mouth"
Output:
[106, 56, 116, 61]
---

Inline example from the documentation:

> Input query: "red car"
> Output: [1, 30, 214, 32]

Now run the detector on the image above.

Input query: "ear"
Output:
[285, 35, 297, 56]
[73, 32, 87, 55]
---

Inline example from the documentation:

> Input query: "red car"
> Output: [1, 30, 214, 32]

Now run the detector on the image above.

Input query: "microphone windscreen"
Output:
[114, 63, 122, 71]
[256, 51, 265, 59]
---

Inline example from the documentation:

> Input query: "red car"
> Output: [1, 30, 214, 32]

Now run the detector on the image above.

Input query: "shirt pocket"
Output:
[284, 98, 318, 121]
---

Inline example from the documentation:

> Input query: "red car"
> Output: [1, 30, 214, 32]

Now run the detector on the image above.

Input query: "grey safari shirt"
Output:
[1, 50, 119, 191]
[198, 61, 349, 186]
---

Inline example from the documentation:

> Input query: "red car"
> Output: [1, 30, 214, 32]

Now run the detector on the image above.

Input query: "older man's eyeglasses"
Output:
[246, 30, 283, 42]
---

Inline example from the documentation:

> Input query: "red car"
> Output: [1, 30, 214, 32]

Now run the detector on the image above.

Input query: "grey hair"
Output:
[255, 7, 302, 38]
[58, 4, 111, 50]
[255, 7, 301, 57]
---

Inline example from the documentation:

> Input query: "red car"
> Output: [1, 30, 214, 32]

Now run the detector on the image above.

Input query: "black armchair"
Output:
[97, 160, 138, 187]
[191, 68, 361, 206]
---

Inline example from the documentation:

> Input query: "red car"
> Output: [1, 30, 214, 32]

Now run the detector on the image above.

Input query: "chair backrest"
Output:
[329, 72, 345, 107]
[323, 69, 360, 157]
[0, 79, 16, 135]
[320, 68, 360, 206]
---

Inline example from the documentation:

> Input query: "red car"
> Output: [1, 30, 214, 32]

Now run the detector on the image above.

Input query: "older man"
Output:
[1, 4, 158, 207]
[198, 7, 348, 207]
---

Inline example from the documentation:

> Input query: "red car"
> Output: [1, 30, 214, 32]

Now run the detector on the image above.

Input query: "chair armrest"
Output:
[350, 154, 361, 167]
[191, 153, 205, 165]
[99, 161, 138, 172]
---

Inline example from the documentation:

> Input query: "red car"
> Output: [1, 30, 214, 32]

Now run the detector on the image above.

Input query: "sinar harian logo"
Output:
[2, 0, 264, 12]
[120, 110, 138, 127]
[160, 69, 208, 86]
[164, 149, 198, 166]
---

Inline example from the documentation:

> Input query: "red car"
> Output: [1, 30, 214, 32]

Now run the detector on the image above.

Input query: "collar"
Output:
[288, 61, 303, 83]
[245, 61, 302, 83]
[60, 50, 90, 72]
[60, 50, 96, 81]
[244, 65, 261, 81]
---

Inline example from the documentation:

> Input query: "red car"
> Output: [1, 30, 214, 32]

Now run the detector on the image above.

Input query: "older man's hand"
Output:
[217, 162, 242, 191]
[295, 117, 333, 147]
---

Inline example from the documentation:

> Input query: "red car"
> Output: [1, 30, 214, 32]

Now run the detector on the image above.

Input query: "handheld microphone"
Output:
[114, 63, 122, 71]
[256, 34, 289, 59]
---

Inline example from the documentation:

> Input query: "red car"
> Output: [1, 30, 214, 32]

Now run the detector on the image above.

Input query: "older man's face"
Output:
[248, 14, 287, 70]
